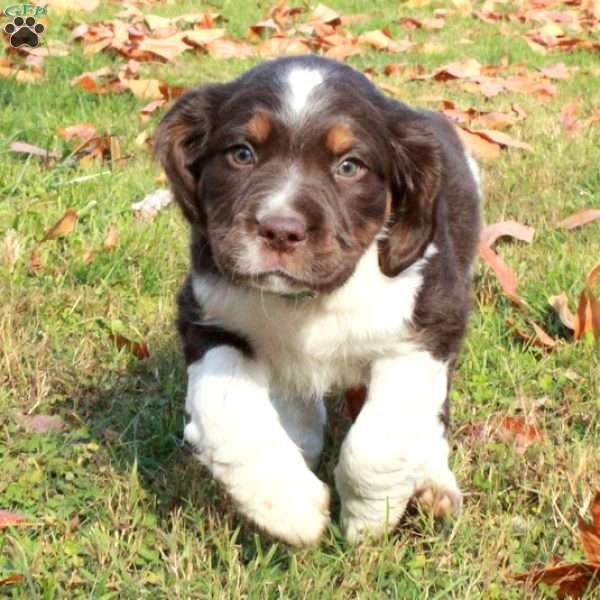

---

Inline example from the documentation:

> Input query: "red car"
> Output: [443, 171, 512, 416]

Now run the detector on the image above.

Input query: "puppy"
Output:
[156, 55, 481, 545]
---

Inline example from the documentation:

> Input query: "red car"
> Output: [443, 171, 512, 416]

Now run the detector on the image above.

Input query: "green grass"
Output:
[1, 0, 599, 598]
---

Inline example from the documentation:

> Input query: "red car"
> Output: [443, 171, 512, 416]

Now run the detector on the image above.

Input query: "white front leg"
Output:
[334, 350, 462, 542]
[184, 347, 330, 546]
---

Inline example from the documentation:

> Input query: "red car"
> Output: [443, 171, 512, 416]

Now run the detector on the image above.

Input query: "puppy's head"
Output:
[156, 56, 441, 295]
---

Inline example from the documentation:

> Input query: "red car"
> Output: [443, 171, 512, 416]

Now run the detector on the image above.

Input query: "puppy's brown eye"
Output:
[228, 145, 255, 167]
[336, 158, 362, 178]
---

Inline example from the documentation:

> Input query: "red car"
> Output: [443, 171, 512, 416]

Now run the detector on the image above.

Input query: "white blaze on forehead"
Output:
[286, 68, 324, 116]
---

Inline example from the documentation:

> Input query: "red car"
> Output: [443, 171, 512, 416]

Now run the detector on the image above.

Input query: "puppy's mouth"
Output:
[242, 270, 316, 298]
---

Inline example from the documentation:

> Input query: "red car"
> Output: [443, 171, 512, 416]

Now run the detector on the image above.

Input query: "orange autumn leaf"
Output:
[0, 511, 27, 528]
[455, 126, 501, 160]
[574, 264, 600, 340]
[58, 123, 98, 140]
[506, 318, 558, 350]
[479, 242, 523, 305]
[103, 224, 119, 251]
[481, 221, 535, 247]
[40, 209, 77, 242]
[556, 209, 600, 230]
[0, 574, 24, 586]
[515, 490, 600, 598]
[110, 333, 150, 360]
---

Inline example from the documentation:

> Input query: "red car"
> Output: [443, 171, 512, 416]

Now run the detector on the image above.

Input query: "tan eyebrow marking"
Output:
[246, 111, 271, 144]
[326, 124, 354, 155]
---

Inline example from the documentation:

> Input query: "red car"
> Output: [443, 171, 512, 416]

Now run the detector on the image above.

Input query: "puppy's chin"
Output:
[244, 272, 314, 297]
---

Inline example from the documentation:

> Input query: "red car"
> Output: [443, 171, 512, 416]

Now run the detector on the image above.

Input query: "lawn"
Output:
[1, 0, 599, 598]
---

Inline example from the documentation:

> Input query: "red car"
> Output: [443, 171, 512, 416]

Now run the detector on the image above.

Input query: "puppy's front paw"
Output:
[228, 456, 330, 546]
[415, 470, 462, 517]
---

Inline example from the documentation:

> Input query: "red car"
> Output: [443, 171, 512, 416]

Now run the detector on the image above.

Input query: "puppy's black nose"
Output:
[257, 216, 306, 251]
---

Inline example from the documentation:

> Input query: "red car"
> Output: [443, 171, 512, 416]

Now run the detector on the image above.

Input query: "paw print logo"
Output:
[4, 16, 45, 48]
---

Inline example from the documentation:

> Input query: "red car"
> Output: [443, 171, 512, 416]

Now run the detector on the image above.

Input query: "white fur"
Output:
[184, 346, 329, 545]
[334, 351, 462, 542]
[256, 167, 299, 220]
[285, 68, 324, 116]
[192, 242, 434, 400]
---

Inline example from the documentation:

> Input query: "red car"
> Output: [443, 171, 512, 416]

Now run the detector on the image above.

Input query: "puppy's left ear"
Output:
[378, 113, 442, 277]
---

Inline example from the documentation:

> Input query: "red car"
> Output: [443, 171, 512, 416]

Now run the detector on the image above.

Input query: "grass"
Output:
[1, 0, 599, 598]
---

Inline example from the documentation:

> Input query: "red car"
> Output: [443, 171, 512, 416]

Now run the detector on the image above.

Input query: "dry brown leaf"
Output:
[125, 78, 163, 100]
[579, 491, 600, 564]
[481, 221, 535, 247]
[471, 128, 532, 151]
[556, 209, 600, 230]
[515, 490, 600, 598]
[58, 123, 98, 140]
[103, 224, 118, 251]
[0, 575, 24, 586]
[549, 293, 576, 330]
[574, 264, 600, 340]
[479, 242, 523, 305]
[206, 38, 256, 59]
[110, 333, 150, 360]
[560, 99, 582, 134]
[10, 142, 60, 160]
[507, 318, 558, 350]
[497, 415, 544, 453]
[29, 249, 43, 273]
[539, 63, 572, 80]
[139, 98, 167, 122]
[40, 209, 77, 242]
[17, 413, 64, 433]
[183, 29, 227, 47]
[0, 511, 27, 528]
[454, 126, 501, 160]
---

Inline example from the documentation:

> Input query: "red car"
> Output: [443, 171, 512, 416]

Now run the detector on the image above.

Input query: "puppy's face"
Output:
[157, 57, 441, 294]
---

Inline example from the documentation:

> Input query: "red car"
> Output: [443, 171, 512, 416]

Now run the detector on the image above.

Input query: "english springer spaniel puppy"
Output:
[156, 55, 481, 545]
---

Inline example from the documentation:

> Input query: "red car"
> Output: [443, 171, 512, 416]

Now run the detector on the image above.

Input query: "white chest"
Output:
[192, 245, 432, 398]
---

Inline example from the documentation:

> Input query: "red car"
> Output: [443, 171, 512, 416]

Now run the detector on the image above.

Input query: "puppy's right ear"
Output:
[155, 84, 224, 224]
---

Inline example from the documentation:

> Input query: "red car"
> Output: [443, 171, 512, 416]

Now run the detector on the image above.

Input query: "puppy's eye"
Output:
[336, 158, 363, 178]
[228, 145, 255, 167]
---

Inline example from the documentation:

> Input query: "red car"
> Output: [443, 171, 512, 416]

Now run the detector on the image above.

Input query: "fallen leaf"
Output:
[515, 489, 600, 598]
[479, 242, 523, 305]
[507, 318, 558, 350]
[29, 249, 43, 273]
[139, 98, 167, 122]
[103, 224, 118, 251]
[574, 263, 600, 340]
[539, 63, 572, 80]
[0, 574, 24, 586]
[183, 28, 226, 47]
[560, 99, 581, 134]
[470, 128, 533, 151]
[556, 209, 600, 230]
[481, 221, 535, 247]
[110, 333, 150, 360]
[579, 490, 600, 564]
[125, 78, 163, 100]
[206, 38, 256, 59]
[58, 123, 98, 140]
[40, 209, 77, 242]
[0, 511, 27, 528]
[10, 142, 60, 160]
[17, 413, 64, 433]
[549, 293, 576, 330]
[497, 415, 544, 453]
[455, 126, 501, 160]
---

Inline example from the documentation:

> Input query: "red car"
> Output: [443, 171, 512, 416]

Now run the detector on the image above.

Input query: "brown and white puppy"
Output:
[156, 55, 481, 545]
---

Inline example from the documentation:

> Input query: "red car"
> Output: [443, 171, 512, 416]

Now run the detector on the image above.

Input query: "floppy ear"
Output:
[378, 115, 442, 277]
[154, 84, 224, 224]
